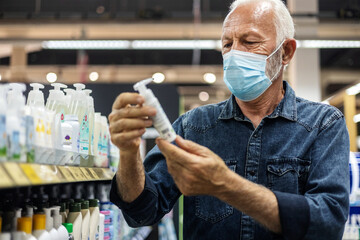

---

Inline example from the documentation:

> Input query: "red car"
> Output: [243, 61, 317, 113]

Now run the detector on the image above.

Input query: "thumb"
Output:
[175, 136, 208, 156]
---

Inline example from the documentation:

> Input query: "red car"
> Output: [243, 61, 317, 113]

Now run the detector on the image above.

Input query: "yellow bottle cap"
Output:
[17, 217, 32, 234]
[33, 214, 46, 231]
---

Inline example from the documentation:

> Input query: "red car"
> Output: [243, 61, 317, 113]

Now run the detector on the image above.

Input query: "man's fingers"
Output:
[156, 138, 192, 165]
[175, 136, 208, 156]
[112, 93, 144, 110]
[109, 118, 153, 133]
[109, 107, 156, 123]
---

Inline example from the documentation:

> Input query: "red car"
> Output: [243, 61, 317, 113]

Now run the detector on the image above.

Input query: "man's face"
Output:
[221, 1, 278, 57]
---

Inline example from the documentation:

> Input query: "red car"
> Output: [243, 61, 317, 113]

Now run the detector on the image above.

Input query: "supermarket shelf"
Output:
[0, 162, 114, 189]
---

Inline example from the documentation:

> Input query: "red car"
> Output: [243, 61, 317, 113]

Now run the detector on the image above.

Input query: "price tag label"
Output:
[87, 168, 100, 180]
[0, 164, 14, 187]
[19, 164, 42, 184]
[58, 166, 75, 182]
[31, 164, 61, 184]
[70, 167, 86, 181]
[3, 162, 30, 186]
[80, 168, 92, 180]
[93, 168, 106, 179]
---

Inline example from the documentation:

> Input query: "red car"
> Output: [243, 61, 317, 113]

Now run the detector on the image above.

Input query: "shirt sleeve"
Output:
[274, 114, 350, 240]
[109, 115, 185, 227]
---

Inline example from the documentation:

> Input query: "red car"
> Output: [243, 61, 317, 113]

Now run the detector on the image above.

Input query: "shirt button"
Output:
[249, 171, 256, 176]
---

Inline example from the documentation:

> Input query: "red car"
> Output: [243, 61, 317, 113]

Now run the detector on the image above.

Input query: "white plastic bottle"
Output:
[62, 223, 74, 240]
[100, 116, 109, 159]
[32, 214, 51, 240]
[66, 203, 82, 240]
[27, 84, 46, 148]
[80, 201, 90, 240]
[133, 78, 176, 142]
[53, 206, 69, 240]
[0, 233, 10, 240]
[0, 84, 7, 161]
[84, 89, 95, 156]
[93, 113, 102, 157]
[44, 208, 59, 240]
[98, 214, 104, 240]
[88, 199, 99, 240]
[69, 84, 89, 155]
[6, 83, 27, 162]
[63, 115, 79, 153]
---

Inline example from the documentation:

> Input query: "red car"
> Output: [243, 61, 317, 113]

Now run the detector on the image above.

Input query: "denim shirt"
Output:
[110, 81, 350, 240]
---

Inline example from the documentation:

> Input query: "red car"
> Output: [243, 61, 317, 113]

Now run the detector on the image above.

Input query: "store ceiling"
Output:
[0, 0, 359, 109]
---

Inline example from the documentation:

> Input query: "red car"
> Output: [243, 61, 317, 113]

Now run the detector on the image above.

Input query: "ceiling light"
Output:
[46, 72, 57, 83]
[199, 91, 209, 102]
[89, 72, 99, 82]
[42, 40, 131, 50]
[203, 73, 216, 84]
[132, 40, 218, 50]
[354, 114, 360, 123]
[297, 40, 360, 49]
[152, 73, 165, 83]
[346, 83, 360, 95]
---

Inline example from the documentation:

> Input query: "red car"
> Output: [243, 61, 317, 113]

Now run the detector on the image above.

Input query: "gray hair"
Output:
[229, 0, 295, 45]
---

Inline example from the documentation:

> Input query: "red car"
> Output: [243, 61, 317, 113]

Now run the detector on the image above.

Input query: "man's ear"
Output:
[282, 39, 297, 65]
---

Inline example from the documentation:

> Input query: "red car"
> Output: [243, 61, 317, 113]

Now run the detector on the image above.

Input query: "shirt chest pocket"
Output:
[195, 161, 236, 224]
[267, 158, 311, 194]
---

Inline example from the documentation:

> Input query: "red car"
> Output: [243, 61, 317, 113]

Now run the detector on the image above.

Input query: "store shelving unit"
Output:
[0, 162, 114, 189]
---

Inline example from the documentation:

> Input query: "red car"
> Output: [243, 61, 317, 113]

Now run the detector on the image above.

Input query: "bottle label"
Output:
[98, 133, 102, 156]
[25, 116, 35, 163]
[9, 130, 20, 160]
[0, 115, 6, 156]
[79, 113, 89, 154]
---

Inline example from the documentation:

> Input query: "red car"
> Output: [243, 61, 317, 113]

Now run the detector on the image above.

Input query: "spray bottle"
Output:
[133, 78, 176, 142]
[0, 84, 7, 161]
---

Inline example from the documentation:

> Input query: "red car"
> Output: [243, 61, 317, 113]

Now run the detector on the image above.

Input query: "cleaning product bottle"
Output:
[80, 201, 90, 240]
[24, 106, 35, 163]
[0, 84, 7, 161]
[53, 206, 69, 240]
[133, 78, 176, 142]
[44, 208, 58, 240]
[32, 214, 51, 240]
[69, 84, 89, 155]
[83, 89, 95, 156]
[93, 113, 102, 158]
[46, 83, 68, 116]
[66, 203, 82, 240]
[63, 115, 79, 153]
[63, 89, 75, 110]
[88, 199, 99, 240]
[59, 203, 67, 224]
[46, 83, 68, 150]
[98, 213, 104, 240]
[62, 223, 74, 240]
[27, 83, 45, 108]
[100, 116, 109, 159]
[6, 83, 27, 162]
[0, 233, 10, 240]
[17, 217, 36, 240]
[27, 84, 46, 149]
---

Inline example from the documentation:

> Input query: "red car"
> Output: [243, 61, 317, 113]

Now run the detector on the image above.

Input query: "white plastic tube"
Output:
[133, 78, 176, 142]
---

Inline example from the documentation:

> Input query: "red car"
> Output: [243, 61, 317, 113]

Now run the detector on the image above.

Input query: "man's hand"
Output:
[156, 135, 230, 197]
[109, 92, 156, 154]
[108, 92, 156, 203]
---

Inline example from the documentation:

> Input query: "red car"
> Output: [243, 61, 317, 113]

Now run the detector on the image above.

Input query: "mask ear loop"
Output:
[266, 39, 286, 60]
[267, 40, 286, 81]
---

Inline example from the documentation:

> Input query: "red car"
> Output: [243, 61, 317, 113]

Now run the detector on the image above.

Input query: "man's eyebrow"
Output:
[222, 31, 263, 41]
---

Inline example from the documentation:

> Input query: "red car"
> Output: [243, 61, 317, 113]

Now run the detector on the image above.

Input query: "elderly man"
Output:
[108, 0, 350, 239]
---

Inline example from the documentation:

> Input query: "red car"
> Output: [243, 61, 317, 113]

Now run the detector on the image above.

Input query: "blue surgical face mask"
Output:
[223, 40, 285, 102]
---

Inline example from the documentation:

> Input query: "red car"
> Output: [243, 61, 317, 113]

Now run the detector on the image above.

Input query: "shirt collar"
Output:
[218, 81, 297, 121]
